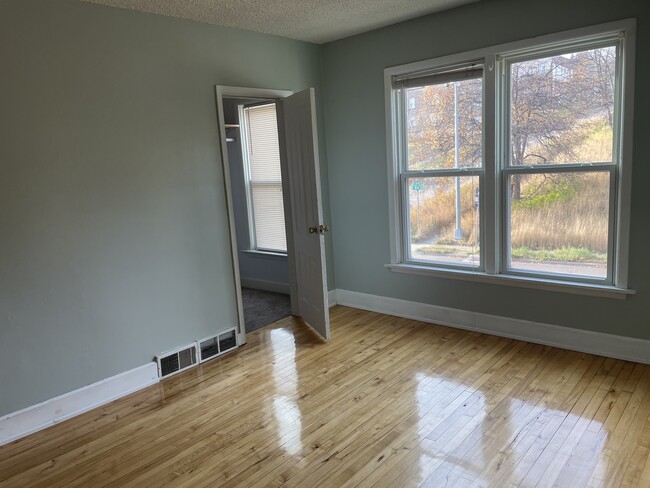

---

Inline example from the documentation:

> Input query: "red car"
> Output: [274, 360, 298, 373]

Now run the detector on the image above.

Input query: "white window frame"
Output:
[238, 102, 288, 255]
[384, 19, 636, 299]
[396, 66, 485, 272]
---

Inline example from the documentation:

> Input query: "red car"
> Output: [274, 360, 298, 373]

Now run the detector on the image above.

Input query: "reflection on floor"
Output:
[2, 306, 650, 487]
[242, 287, 291, 332]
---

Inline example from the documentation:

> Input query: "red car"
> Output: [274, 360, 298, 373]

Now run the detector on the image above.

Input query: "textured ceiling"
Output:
[80, 0, 478, 44]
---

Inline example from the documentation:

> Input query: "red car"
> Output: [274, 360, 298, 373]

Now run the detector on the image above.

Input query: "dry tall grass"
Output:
[410, 178, 479, 244]
[510, 173, 608, 254]
[410, 173, 608, 255]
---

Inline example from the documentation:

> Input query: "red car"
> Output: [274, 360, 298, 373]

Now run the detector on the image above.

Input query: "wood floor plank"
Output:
[1, 306, 649, 488]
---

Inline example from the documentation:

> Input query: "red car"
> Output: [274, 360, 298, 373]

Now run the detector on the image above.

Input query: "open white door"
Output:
[278, 88, 330, 340]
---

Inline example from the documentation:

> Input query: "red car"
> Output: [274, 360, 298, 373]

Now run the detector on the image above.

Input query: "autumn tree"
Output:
[510, 46, 616, 199]
[407, 78, 482, 171]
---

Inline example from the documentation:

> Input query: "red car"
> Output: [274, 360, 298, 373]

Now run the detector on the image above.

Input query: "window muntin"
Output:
[387, 23, 632, 289]
[241, 103, 287, 253]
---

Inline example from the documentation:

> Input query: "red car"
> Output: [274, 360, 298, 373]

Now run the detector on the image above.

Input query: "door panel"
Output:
[279, 88, 330, 340]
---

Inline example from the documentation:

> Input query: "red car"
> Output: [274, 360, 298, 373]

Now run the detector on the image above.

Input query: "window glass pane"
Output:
[406, 77, 483, 170]
[508, 172, 609, 278]
[408, 176, 480, 267]
[510, 46, 616, 166]
[245, 104, 282, 181]
[251, 182, 286, 252]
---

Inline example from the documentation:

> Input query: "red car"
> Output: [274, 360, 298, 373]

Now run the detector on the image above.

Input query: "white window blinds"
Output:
[392, 62, 484, 89]
[242, 103, 287, 252]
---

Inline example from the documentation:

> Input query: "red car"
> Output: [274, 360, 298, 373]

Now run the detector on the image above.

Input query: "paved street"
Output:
[411, 243, 606, 279]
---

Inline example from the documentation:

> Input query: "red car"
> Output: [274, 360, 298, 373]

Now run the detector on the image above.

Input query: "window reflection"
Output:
[271, 329, 303, 457]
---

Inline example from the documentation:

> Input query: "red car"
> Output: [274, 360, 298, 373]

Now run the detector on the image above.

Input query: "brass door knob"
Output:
[309, 225, 330, 235]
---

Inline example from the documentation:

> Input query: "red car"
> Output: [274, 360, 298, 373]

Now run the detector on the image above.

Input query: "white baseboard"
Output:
[328, 289, 337, 307]
[0, 362, 159, 446]
[5, 289, 644, 447]
[241, 278, 290, 294]
[333, 289, 650, 365]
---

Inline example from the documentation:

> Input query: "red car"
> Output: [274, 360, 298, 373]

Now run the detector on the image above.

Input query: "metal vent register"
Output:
[156, 345, 198, 378]
[198, 328, 238, 363]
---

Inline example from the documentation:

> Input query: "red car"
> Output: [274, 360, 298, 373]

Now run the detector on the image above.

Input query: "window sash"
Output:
[250, 182, 287, 252]
[401, 79, 485, 171]
[501, 42, 621, 169]
[402, 174, 484, 270]
[501, 167, 617, 284]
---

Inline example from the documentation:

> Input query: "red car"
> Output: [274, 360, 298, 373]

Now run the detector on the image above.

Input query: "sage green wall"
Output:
[0, 0, 333, 416]
[322, 0, 650, 339]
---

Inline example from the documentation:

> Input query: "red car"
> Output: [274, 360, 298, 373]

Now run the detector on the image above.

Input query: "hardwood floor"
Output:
[1, 306, 650, 487]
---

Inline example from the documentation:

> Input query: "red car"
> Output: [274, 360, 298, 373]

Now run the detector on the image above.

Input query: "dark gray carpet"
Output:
[242, 287, 291, 332]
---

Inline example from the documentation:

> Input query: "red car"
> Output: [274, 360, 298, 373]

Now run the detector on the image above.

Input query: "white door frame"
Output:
[214, 85, 294, 346]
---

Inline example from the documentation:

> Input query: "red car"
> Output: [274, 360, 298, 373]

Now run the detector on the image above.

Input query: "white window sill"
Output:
[385, 263, 635, 300]
[242, 249, 288, 260]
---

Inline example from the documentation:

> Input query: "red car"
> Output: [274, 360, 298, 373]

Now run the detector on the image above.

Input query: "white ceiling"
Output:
[80, 0, 478, 44]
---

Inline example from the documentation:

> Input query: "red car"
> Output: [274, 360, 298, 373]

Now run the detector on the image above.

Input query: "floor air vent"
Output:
[156, 344, 198, 378]
[198, 328, 238, 363]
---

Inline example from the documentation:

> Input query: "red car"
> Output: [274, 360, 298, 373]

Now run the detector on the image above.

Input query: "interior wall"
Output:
[0, 0, 328, 416]
[223, 98, 290, 291]
[321, 0, 650, 339]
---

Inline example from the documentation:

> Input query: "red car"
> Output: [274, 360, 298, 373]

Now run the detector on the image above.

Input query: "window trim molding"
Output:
[384, 19, 636, 294]
[238, 103, 258, 251]
[241, 249, 288, 260]
[385, 263, 635, 299]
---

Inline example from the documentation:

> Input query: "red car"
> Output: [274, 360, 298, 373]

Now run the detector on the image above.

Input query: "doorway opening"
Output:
[215, 86, 331, 346]
[222, 96, 292, 334]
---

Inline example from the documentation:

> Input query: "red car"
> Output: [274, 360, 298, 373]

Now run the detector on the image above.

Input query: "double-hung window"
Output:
[386, 20, 636, 296]
[240, 102, 287, 253]
[394, 62, 485, 269]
